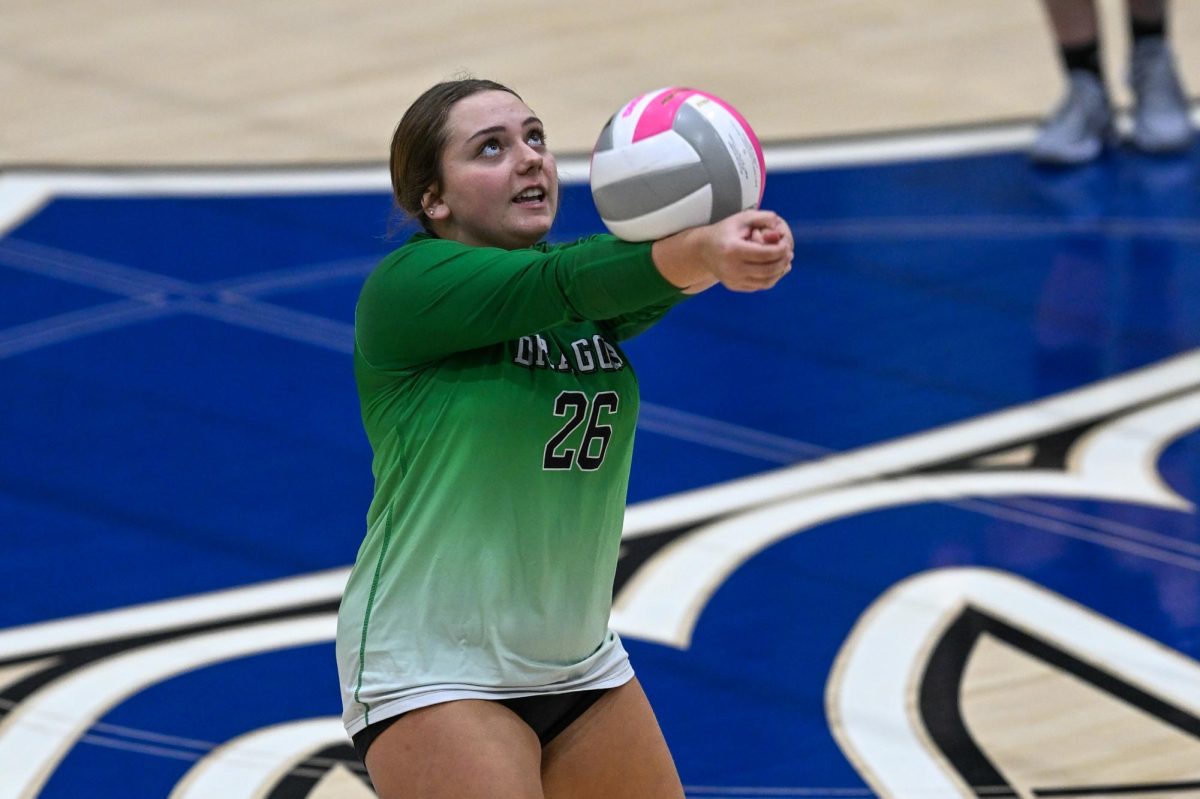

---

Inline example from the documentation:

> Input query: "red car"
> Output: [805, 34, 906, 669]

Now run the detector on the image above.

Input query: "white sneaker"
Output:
[1031, 71, 1115, 165]
[1129, 38, 1194, 153]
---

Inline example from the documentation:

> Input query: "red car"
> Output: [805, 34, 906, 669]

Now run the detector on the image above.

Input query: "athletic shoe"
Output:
[1129, 38, 1194, 153]
[1030, 70, 1115, 165]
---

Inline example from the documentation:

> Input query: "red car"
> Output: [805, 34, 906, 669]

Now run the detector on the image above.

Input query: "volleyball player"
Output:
[335, 78, 793, 798]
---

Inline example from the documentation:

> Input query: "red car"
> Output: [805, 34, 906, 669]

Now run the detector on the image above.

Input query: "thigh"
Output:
[540, 678, 685, 799]
[364, 699, 545, 799]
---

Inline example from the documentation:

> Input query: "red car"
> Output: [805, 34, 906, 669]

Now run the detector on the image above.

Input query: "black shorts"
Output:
[352, 688, 609, 763]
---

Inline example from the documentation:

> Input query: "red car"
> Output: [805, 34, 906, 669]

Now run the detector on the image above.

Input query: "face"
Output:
[423, 90, 559, 250]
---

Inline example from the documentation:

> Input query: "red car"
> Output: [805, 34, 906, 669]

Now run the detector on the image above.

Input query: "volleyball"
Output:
[589, 87, 765, 242]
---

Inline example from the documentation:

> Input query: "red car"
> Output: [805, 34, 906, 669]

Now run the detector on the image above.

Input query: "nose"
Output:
[516, 141, 543, 173]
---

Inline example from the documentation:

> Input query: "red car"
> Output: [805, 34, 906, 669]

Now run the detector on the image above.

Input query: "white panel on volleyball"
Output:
[589, 130, 701, 189]
[608, 88, 671, 147]
[606, 185, 713, 242]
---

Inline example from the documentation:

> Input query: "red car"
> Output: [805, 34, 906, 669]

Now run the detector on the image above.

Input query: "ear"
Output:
[421, 186, 449, 221]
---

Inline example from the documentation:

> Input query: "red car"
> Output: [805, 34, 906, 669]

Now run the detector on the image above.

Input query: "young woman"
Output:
[336, 78, 793, 799]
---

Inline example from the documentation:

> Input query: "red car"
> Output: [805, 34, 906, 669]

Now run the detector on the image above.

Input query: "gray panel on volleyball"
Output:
[594, 119, 615, 154]
[672, 102, 743, 222]
[591, 161, 711, 222]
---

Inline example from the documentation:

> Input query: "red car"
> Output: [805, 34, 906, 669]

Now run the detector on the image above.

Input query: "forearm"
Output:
[650, 226, 716, 291]
[650, 210, 794, 294]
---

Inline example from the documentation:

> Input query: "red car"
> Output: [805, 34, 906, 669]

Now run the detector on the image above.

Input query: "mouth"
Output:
[512, 186, 548, 206]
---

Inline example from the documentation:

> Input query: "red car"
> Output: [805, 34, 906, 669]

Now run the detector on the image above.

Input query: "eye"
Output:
[526, 128, 546, 147]
[479, 138, 502, 157]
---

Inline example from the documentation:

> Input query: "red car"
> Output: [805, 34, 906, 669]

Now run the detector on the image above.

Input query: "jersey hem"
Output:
[342, 658, 635, 738]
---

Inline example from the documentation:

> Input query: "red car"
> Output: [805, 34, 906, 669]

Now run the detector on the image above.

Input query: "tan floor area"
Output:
[2, 0, 1199, 166]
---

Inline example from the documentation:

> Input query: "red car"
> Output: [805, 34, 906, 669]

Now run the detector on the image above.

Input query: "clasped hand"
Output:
[702, 210, 793, 292]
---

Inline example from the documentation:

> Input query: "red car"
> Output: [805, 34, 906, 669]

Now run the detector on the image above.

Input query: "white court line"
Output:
[0, 237, 197, 296]
[181, 297, 354, 354]
[0, 298, 174, 359]
[74, 733, 204, 763]
[0, 698, 365, 778]
[0, 166, 391, 198]
[952, 495, 1200, 567]
[763, 122, 1036, 171]
[1000, 496, 1200, 558]
[0, 177, 52, 241]
[205, 256, 377, 296]
[638, 404, 829, 465]
[0, 167, 394, 239]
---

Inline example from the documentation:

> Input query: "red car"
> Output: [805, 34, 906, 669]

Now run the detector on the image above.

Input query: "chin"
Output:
[512, 219, 555, 247]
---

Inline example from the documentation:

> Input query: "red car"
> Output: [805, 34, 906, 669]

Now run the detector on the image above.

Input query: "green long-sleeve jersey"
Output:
[336, 232, 686, 734]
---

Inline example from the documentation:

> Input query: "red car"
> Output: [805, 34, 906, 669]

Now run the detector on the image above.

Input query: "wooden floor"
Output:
[3, 0, 1199, 166]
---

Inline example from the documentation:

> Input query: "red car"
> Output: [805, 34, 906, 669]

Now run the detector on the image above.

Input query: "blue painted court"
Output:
[1, 133, 1198, 797]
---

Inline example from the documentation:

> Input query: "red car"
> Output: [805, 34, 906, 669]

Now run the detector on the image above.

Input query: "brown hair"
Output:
[389, 78, 522, 234]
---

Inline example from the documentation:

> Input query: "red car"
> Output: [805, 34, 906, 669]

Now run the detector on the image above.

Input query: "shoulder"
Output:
[362, 234, 472, 294]
[379, 233, 463, 269]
